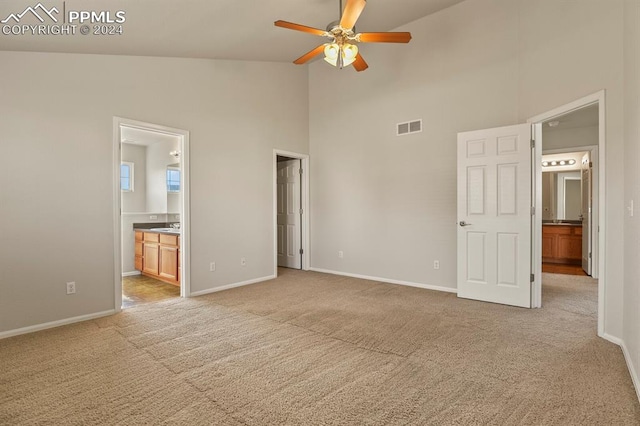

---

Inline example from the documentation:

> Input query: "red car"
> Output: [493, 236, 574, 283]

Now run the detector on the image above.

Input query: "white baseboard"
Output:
[308, 267, 457, 294]
[190, 275, 276, 297]
[0, 309, 116, 340]
[603, 333, 640, 403]
[602, 332, 623, 346]
[619, 339, 640, 403]
[122, 271, 141, 277]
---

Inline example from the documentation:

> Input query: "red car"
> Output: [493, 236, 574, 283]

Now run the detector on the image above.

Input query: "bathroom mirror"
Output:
[542, 171, 582, 221]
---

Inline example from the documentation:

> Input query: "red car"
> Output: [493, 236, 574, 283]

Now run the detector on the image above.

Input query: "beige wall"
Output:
[309, 0, 626, 338]
[0, 52, 308, 333]
[623, 0, 640, 399]
[544, 126, 599, 151]
[121, 143, 147, 213]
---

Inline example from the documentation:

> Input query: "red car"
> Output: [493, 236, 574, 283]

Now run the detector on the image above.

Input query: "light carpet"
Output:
[1, 269, 639, 425]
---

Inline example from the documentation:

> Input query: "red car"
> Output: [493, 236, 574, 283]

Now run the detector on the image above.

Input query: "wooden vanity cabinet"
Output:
[542, 225, 582, 265]
[135, 231, 180, 286]
[158, 234, 179, 284]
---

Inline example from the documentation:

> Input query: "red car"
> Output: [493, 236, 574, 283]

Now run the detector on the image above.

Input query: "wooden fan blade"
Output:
[340, 0, 367, 29]
[294, 44, 326, 65]
[358, 32, 412, 43]
[274, 20, 327, 36]
[352, 53, 369, 72]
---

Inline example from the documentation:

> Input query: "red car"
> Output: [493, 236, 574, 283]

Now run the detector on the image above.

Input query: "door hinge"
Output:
[299, 208, 303, 215]
[299, 168, 303, 175]
[530, 273, 535, 282]
[299, 248, 304, 255]
[589, 161, 593, 168]
[531, 138, 535, 149]
[589, 252, 592, 259]
[531, 206, 535, 216]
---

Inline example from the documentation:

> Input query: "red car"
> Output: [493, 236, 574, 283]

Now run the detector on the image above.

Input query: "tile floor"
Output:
[122, 275, 180, 308]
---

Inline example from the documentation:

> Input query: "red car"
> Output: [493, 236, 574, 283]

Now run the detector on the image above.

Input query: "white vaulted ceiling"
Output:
[0, 0, 465, 62]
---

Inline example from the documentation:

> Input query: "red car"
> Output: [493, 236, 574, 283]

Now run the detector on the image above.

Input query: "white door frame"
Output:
[112, 117, 191, 312]
[528, 90, 606, 337]
[273, 149, 310, 273]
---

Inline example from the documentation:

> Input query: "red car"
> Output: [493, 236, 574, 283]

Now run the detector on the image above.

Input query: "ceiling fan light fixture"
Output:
[342, 43, 358, 66]
[323, 42, 358, 68]
[275, 0, 411, 72]
[323, 43, 340, 66]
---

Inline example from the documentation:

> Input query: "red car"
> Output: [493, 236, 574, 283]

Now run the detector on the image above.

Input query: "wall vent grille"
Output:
[397, 119, 422, 136]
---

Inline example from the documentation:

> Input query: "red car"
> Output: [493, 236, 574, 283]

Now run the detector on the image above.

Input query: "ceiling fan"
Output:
[274, 0, 412, 72]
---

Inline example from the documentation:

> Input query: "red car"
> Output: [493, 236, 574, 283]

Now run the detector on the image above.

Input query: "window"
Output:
[121, 162, 134, 192]
[167, 167, 180, 193]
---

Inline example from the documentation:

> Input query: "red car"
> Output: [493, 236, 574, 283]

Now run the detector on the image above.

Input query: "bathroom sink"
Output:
[149, 228, 180, 233]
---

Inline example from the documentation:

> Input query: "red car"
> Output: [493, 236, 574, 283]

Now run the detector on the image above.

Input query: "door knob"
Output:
[459, 221, 472, 227]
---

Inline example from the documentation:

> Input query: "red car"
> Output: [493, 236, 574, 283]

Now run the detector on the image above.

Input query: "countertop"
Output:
[542, 222, 582, 227]
[135, 228, 181, 235]
[133, 223, 181, 235]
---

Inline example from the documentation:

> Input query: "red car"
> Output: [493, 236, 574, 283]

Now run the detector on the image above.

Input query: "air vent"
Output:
[397, 119, 422, 136]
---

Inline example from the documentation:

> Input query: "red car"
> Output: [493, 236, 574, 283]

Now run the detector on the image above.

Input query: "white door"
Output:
[581, 153, 592, 275]
[277, 159, 302, 269]
[457, 124, 532, 308]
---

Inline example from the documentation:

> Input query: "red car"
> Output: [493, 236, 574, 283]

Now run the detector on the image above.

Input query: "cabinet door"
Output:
[134, 241, 144, 271]
[159, 245, 179, 283]
[558, 235, 582, 260]
[542, 233, 555, 258]
[143, 243, 159, 275]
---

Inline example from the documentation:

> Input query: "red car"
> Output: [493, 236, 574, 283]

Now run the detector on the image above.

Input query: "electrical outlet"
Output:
[66, 282, 76, 295]
[434, 260, 440, 270]
[210, 262, 216, 272]
[628, 200, 634, 217]
[241, 257, 246, 266]
[338, 251, 344, 259]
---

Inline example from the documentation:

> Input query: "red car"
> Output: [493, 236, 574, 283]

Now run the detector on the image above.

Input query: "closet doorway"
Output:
[273, 150, 310, 274]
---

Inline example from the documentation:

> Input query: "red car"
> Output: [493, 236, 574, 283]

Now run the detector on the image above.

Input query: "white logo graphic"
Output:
[1, 3, 59, 24]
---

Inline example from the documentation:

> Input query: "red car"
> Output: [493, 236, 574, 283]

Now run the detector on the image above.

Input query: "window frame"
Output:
[121, 161, 134, 192]
[166, 166, 180, 193]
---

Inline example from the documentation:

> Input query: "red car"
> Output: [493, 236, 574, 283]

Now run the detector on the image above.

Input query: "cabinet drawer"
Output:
[144, 232, 160, 243]
[135, 231, 143, 242]
[574, 226, 583, 236]
[160, 234, 178, 246]
[542, 226, 571, 235]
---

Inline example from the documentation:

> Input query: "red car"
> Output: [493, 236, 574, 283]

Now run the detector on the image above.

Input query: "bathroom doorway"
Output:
[529, 91, 605, 337]
[113, 117, 191, 311]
